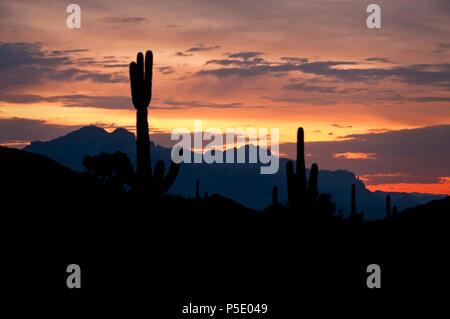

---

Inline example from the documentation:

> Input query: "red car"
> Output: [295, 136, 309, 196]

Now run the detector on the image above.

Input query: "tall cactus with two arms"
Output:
[286, 127, 318, 212]
[129, 51, 180, 195]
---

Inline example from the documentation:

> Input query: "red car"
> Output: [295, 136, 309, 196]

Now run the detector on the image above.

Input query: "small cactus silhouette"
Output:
[286, 127, 319, 212]
[351, 183, 356, 216]
[272, 185, 278, 207]
[386, 194, 391, 218]
[196, 179, 200, 200]
[349, 183, 364, 222]
[129, 51, 180, 195]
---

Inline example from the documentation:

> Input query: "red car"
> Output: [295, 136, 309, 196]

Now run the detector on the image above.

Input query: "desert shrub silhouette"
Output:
[83, 151, 135, 192]
[129, 51, 181, 196]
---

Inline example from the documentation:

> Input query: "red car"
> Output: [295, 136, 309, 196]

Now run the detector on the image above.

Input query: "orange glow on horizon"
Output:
[366, 179, 450, 195]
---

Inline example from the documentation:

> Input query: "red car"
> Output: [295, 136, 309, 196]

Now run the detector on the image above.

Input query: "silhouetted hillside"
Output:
[25, 126, 136, 172]
[23, 126, 445, 219]
[0, 146, 79, 197]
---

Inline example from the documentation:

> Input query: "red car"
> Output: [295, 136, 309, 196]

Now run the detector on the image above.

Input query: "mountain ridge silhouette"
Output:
[23, 126, 445, 219]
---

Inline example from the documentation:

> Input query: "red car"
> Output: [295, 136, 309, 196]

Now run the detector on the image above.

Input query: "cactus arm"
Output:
[153, 160, 165, 186]
[161, 161, 181, 194]
[296, 127, 307, 194]
[144, 50, 153, 101]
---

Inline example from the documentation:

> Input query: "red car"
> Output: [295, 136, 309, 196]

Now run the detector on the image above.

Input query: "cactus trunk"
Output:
[136, 108, 151, 180]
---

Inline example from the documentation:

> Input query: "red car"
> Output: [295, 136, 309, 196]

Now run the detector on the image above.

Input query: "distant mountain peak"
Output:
[24, 125, 137, 172]
[112, 127, 132, 135]
[72, 125, 108, 135]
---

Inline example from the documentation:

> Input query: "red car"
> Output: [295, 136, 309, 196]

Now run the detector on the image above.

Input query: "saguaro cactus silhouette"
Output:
[286, 127, 319, 212]
[349, 183, 364, 221]
[129, 51, 180, 195]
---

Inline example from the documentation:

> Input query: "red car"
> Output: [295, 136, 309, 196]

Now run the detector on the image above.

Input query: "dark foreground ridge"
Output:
[2, 144, 449, 314]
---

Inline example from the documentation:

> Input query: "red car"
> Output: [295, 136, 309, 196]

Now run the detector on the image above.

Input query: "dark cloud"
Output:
[196, 59, 355, 78]
[157, 66, 175, 75]
[0, 93, 263, 110]
[166, 24, 179, 28]
[205, 57, 267, 67]
[228, 52, 263, 59]
[280, 57, 308, 63]
[332, 124, 353, 129]
[0, 93, 132, 109]
[366, 57, 394, 63]
[103, 17, 147, 23]
[160, 99, 252, 109]
[280, 125, 450, 187]
[103, 64, 129, 68]
[174, 43, 222, 57]
[0, 117, 81, 145]
[283, 82, 337, 93]
[0, 42, 68, 68]
[49, 49, 89, 56]
[74, 72, 127, 83]
[175, 52, 193, 57]
[0, 42, 127, 91]
[436, 42, 450, 49]
[185, 43, 221, 53]
[412, 97, 450, 102]
[196, 54, 450, 87]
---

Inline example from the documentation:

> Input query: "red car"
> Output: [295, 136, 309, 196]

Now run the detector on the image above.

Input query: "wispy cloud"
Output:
[157, 66, 175, 75]
[0, 117, 81, 145]
[185, 43, 221, 52]
[176, 43, 221, 56]
[103, 17, 147, 23]
[365, 57, 395, 64]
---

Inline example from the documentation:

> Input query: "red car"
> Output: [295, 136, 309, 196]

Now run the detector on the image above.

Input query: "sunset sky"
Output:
[0, 0, 449, 194]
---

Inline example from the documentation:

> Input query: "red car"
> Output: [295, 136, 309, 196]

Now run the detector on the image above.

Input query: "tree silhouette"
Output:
[83, 151, 135, 192]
